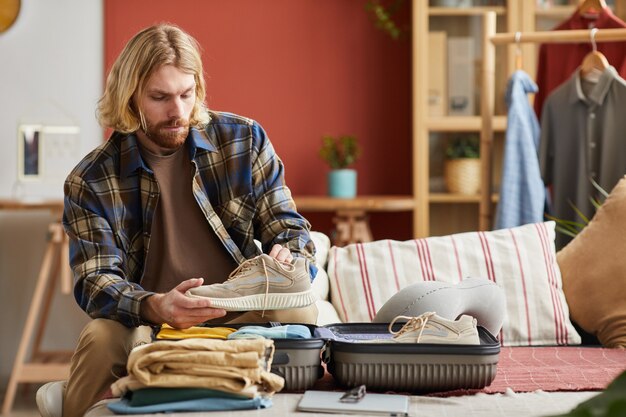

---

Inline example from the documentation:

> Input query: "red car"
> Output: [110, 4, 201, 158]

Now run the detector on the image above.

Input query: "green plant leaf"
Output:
[590, 177, 610, 199]
[590, 197, 603, 211]
[319, 135, 361, 169]
[555, 226, 580, 239]
[365, 0, 406, 40]
[545, 214, 586, 236]
[568, 201, 590, 225]
[445, 135, 480, 159]
[549, 180, 610, 240]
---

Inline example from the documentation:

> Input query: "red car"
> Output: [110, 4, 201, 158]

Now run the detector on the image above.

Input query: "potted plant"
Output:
[319, 135, 361, 198]
[444, 134, 480, 195]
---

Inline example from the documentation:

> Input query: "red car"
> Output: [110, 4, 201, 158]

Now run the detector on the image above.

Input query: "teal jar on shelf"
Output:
[328, 169, 357, 198]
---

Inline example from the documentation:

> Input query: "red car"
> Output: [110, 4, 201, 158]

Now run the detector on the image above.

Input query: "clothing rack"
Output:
[478, 13, 626, 230]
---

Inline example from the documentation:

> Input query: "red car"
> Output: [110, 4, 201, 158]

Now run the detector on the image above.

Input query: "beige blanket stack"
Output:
[110, 338, 284, 398]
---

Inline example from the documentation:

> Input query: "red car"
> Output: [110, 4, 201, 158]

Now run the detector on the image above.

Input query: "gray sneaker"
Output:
[387, 312, 480, 344]
[186, 254, 316, 312]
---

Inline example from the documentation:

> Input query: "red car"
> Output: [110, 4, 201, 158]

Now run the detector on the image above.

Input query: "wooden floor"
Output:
[1, 385, 40, 417]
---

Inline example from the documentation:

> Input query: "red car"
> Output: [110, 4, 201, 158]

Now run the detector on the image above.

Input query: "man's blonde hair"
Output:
[97, 24, 210, 133]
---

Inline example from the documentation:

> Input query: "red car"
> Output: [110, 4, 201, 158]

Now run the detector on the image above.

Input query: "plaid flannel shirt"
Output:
[63, 111, 316, 327]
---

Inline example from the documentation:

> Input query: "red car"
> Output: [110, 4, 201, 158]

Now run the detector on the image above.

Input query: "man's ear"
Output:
[129, 94, 140, 116]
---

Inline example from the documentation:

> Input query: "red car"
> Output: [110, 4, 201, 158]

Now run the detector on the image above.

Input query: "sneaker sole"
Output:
[191, 289, 317, 311]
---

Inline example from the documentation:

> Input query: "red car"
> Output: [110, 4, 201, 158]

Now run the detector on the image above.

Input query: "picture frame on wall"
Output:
[17, 124, 43, 180]
[17, 124, 81, 182]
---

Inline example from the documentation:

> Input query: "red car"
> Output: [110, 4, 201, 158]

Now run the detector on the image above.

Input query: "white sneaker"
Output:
[36, 381, 65, 417]
[388, 312, 480, 345]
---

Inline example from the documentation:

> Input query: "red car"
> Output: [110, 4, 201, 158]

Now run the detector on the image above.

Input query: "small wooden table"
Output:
[0, 199, 64, 213]
[293, 195, 415, 246]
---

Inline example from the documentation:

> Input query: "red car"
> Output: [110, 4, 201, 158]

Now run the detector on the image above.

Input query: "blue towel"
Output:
[107, 396, 272, 414]
[227, 324, 312, 340]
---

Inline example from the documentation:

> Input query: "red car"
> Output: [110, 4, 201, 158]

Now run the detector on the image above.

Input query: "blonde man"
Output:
[62, 24, 317, 417]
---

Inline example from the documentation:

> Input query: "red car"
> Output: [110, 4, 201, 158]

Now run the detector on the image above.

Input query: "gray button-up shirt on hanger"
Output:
[540, 66, 626, 248]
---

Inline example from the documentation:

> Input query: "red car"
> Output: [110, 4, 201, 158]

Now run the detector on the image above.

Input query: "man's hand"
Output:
[268, 244, 293, 263]
[140, 278, 226, 329]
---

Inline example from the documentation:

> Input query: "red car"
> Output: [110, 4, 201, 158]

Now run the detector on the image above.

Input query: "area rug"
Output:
[482, 346, 626, 393]
[310, 346, 626, 396]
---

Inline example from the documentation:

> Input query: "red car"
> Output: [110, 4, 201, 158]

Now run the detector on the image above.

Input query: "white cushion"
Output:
[310, 231, 331, 301]
[311, 267, 330, 301]
[311, 231, 331, 268]
[315, 299, 343, 326]
[327, 221, 581, 346]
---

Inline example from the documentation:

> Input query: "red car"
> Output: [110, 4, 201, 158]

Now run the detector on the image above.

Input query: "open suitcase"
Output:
[320, 323, 500, 392]
[183, 321, 500, 393]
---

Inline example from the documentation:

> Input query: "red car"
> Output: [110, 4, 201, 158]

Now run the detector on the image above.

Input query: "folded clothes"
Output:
[156, 324, 236, 340]
[107, 395, 272, 414]
[112, 372, 264, 399]
[110, 338, 284, 398]
[227, 325, 312, 340]
[123, 387, 247, 407]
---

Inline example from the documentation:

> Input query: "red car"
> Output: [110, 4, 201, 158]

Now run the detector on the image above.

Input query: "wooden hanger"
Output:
[578, 0, 607, 16]
[581, 28, 609, 80]
[581, 51, 609, 75]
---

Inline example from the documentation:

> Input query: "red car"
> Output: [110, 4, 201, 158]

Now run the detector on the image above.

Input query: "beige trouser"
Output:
[62, 303, 318, 417]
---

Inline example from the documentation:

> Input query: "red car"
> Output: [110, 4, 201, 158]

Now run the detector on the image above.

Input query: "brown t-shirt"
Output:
[139, 142, 237, 293]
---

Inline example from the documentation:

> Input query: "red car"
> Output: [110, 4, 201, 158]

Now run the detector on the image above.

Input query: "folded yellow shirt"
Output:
[156, 324, 237, 340]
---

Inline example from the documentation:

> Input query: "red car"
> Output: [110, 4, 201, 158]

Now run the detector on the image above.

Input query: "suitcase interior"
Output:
[317, 322, 500, 392]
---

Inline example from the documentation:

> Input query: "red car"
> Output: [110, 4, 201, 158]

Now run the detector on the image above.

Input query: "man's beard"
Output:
[143, 118, 190, 149]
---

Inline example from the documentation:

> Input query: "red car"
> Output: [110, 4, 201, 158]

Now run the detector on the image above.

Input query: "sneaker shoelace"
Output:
[227, 255, 296, 317]
[388, 312, 437, 342]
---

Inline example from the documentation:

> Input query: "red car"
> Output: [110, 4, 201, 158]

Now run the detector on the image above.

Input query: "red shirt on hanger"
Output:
[534, 8, 626, 119]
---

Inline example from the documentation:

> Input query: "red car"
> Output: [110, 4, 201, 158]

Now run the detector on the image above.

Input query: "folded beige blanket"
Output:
[110, 338, 284, 398]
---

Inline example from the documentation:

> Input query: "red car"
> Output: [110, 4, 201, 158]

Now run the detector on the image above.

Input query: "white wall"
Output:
[0, 0, 102, 391]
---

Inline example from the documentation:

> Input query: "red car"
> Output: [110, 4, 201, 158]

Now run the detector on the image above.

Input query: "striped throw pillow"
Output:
[327, 221, 581, 346]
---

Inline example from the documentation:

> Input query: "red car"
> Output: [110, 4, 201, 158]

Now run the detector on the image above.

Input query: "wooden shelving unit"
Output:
[429, 6, 507, 16]
[429, 193, 499, 204]
[534, 5, 576, 18]
[426, 115, 507, 132]
[412, 1, 520, 237]
[411, 0, 626, 238]
[294, 195, 415, 212]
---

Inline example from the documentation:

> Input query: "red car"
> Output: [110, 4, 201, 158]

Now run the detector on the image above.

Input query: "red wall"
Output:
[104, 0, 413, 240]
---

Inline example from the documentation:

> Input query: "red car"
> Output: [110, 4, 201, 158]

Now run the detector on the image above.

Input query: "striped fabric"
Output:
[328, 221, 581, 346]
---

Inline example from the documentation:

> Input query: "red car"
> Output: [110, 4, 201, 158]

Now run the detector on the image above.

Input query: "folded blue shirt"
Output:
[107, 396, 272, 414]
[227, 324, 312, 340]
